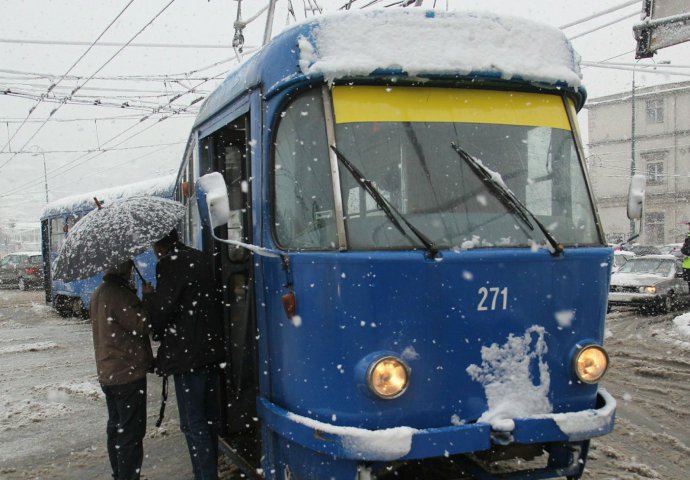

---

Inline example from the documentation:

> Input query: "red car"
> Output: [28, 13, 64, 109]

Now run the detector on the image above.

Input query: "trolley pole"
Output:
[31, 147, 49, 204]
[263, 0, 277, 46]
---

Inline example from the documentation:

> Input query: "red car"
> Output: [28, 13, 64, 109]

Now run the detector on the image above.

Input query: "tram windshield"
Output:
[273, 86, 600, 251]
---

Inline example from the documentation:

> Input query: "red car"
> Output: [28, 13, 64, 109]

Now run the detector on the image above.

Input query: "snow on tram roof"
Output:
[41, 175, 176, 219]
[298, 9, 581, 86]
[196, 9, 582, 128]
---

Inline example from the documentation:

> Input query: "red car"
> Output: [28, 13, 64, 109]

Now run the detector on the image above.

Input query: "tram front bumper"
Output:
[257, 389, 616, 462]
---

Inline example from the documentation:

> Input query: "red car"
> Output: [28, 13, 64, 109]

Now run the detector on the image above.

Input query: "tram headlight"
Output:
[573, 345, 609, 384]
[367, 356, 410, 399]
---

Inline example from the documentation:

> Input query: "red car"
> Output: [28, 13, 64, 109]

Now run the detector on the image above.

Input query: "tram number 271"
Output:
[477, 287, 509, 311]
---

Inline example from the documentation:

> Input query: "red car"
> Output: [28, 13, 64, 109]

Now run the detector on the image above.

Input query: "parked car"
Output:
[612, 250, 635, 274]
[609, 255, 689, 314]
[0, 251, 43, 290]
[658, 242, 684, 258]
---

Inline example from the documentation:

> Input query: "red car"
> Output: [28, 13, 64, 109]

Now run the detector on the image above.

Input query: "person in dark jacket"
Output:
[90, 259, 153, 480]
[142, 229, 224, 480]
[681, 225, 690, 290]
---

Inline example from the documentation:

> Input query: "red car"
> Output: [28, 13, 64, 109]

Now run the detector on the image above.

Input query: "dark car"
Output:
[0, 252, 44, 290]
[609, 255, 689, 314]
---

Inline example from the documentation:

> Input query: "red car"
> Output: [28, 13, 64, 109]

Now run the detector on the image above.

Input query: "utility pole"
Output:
[630, 61, 638, 240]
[31, 147, 49, 204]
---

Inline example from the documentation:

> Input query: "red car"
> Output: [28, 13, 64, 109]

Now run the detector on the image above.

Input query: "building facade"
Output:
[587, 80, 690, 246]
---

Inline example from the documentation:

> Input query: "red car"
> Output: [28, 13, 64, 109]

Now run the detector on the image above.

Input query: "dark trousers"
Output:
[174, 370, 220, 480]
[101, 377, 147, 480]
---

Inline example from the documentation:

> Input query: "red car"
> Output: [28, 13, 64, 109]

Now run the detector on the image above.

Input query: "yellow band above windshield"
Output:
[332, 86, 571, 131]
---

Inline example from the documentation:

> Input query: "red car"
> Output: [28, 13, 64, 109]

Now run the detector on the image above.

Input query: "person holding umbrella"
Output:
[142, 229, 224, 480]
[90, 259, 153, 480]
[51, 195, 188, 480]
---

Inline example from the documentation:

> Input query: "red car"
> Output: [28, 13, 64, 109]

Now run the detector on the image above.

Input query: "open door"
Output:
[197, 113, 261, 469]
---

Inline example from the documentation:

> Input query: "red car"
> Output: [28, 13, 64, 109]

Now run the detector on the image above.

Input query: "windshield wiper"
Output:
[451, 142, 564, 256]
[330, 145, 437, 257]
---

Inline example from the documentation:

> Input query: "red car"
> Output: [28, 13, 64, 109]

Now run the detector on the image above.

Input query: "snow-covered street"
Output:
[0, 290, 238, 480]
[1, 289, 689, 479]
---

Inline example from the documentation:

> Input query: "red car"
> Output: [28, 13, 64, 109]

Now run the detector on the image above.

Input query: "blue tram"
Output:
[40, 175, 175, 316]
[180, 9, 617, 479]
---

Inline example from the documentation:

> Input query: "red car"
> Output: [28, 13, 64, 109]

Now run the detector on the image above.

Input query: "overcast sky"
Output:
[1, 0, 689, 227]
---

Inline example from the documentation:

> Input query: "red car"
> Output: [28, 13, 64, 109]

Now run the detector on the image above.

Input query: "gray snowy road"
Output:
[582, 306, 690, 480]
[0, 289, 239, 480]
[1, 290, 689, 479]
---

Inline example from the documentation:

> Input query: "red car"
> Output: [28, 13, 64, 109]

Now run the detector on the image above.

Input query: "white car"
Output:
[612, 250, 635, 274]
[609, 255, 689, 314]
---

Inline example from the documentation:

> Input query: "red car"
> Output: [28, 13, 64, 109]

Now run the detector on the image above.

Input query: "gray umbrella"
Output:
[53, 196, 186, 282]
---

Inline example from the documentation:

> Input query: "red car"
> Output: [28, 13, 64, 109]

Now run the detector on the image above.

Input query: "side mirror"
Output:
[195, 172, 279, 258]
[196, 172, 231, 229]
[627, 174, 646, 220]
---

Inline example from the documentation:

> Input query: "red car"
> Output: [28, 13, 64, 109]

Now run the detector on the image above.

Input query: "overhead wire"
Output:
[0, 0, 178, 172]
[0, 73, 220, 199]
[0, 0, 136, 158]
[559, 0, 641, 29]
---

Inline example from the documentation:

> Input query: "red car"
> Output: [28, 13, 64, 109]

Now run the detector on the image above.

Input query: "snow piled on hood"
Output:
[466, 326, 552, 431]
[299, 9, 581, 87]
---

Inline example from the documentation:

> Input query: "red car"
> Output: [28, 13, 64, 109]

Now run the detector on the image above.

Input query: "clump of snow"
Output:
[537, 389, 617, 441]
[672, 312, 690, 339]
[33, 381, 104, 401]
[291, 315, 303, 327]
[401, 346, 419, 361]
[0, 341, 58, 355]
[555, 310, 575, 328]
[0, 399, 72, 431]
[287, 412, 418, 461]
[301, 9, 581, 87]
[30, 302, 53, 316]
[467, 326, 552, 430]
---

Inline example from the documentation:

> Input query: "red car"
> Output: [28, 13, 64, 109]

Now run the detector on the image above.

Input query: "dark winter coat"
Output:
[143, 244, 224, 375]
[90, 273, 154, 386]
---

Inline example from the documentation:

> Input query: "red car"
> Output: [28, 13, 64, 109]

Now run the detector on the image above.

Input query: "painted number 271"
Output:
[477, 287, 508, 311]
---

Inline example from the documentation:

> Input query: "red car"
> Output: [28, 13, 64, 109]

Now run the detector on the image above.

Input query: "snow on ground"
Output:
[0, 341, 58, 354]
[653, 310, 690, 350]
[0, 289, 240, 479]
[33, 380, 104, 401]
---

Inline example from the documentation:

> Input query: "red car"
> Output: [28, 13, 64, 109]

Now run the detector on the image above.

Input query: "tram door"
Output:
[199, 113, 260, 466]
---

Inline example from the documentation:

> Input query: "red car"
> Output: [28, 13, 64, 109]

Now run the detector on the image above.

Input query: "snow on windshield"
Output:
[299, 9, 581, 87]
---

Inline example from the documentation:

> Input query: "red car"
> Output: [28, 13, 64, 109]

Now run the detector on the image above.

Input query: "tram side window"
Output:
[198, 117, 251, 260]
[50, 217, 65, 254]
[273, 90, 336, 249]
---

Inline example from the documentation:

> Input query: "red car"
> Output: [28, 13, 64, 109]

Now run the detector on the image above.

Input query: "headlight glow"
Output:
[573, 345, 609, 384]
[640, 286, 656, 294]
[367, 356, 409, 399]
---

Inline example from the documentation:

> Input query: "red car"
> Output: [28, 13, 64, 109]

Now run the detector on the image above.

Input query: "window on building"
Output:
[642, 151, 666, 185]
[645, 98, 664, 124]
[645, 211, 665, 244]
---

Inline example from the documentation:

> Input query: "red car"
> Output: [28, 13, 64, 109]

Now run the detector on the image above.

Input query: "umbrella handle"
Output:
[132, 263, 147, 286]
